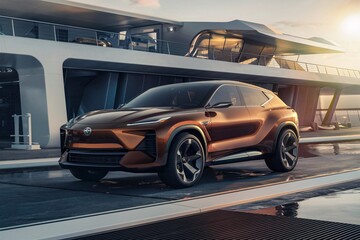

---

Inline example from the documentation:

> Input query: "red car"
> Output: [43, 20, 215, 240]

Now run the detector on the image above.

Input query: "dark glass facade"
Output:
[188, 31, 275, 65]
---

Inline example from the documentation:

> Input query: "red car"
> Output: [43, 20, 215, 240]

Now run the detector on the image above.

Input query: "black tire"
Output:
[265, 129, 299, 172]
[158, 133, 205, 188]
[70, 169, 108, 181]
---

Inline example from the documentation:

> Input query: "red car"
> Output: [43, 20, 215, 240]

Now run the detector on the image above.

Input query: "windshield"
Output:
[124, 84, 215, 109]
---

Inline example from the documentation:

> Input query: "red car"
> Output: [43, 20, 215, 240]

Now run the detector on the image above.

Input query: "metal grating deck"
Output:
[75, 210, 360, 240]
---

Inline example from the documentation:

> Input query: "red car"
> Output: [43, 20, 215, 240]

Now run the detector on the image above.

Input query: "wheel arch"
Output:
[164, 125, 208, 164]
[272, 122, 299, 152]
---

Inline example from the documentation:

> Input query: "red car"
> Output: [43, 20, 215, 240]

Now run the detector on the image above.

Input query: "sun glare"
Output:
[342, 14, 360, 37]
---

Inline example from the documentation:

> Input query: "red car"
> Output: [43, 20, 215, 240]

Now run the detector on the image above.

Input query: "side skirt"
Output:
[209, 151, 270, 166]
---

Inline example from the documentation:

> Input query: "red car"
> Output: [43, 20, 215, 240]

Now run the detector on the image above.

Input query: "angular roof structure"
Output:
[0, 0, 342, 55]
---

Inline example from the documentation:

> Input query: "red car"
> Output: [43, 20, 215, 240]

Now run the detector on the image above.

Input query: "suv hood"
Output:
[72, 108, 178, 126]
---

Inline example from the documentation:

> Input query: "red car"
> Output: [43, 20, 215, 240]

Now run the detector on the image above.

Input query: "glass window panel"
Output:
[97, 31, 118, 47]
[239, 87, 269, 106]
[0, 17, 13, 35]
[188, 32, 210, 58]
[56, 26, 96, 44]
[209, 85, 243, 106]
[209, 34, 225, 49]
[14, 20, 54, 40]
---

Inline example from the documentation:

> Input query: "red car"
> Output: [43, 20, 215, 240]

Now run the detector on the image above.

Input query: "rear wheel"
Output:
[265, 129, 299, 172]
[70, 169, 108, 181]
[158, 133, 205, 188]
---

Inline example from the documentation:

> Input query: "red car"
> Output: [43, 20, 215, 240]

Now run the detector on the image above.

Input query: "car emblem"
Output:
[83, 127, 92, 136]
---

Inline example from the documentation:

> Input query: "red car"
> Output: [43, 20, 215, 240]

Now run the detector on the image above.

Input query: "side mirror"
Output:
[206, 102, 233, 109]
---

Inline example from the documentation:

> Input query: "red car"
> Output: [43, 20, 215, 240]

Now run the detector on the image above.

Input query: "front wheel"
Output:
[265, 129, 299, 172]
[158, 133, 205, 188]
[70, 169, 108, 181]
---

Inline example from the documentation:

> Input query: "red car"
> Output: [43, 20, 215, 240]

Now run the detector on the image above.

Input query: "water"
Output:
[299, 141, 360, 158]
[245, 187, 360, 225]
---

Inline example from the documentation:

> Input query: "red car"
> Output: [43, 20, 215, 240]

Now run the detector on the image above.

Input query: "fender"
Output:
[272, 121, 299, 153]
[164, 125, 208, 163]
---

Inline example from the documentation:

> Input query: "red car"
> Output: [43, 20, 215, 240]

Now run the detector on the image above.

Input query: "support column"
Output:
[278, 86, 320, 127]
[322, 88, 342, 126]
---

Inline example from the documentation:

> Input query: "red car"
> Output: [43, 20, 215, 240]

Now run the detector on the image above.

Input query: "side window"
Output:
[239, 87, 269, 106]
[209, 85, 243, 106]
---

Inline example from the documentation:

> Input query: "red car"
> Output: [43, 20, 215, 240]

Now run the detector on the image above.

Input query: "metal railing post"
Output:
[11, 19, 15, 36]
[26, 113, 32, 145]
[95, 31, 99, 46]
[167, 42, 170, 54]
[53, 25, 57, 41]
[13, 114, 19, 144]
[129, 36, 133, 50]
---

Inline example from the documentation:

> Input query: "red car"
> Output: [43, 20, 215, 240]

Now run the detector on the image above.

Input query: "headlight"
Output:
[127, 117, 171, 127]
[65, 115, 84, 128]
[64, 117, 75, 128]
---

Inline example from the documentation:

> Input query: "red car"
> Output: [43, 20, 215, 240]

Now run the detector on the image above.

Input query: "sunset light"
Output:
[342, 14, 360, 37]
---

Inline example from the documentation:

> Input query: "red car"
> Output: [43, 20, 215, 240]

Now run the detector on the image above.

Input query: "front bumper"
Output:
[59, 146, 163, 173]
[59, 150, 126, 170]
[59, 124, 167, 172]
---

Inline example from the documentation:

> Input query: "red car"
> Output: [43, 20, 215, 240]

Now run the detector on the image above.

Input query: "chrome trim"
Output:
[261, 92, 274, 107]
[127, 117, 171, 127]
[214, 151, 263, 162]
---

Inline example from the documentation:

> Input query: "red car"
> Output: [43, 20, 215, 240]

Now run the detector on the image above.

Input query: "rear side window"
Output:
[238, 86, 269, 106]
[209, 85, 243, 106]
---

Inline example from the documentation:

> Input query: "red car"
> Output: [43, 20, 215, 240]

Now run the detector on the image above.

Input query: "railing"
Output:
[11, 113, 41, 150]
[192, 47, 360, 79]
[0, 15, 359, 79]
[315, 108, 360, 127]
[267, 56, 360, 79]
[0, 15, 189, 55]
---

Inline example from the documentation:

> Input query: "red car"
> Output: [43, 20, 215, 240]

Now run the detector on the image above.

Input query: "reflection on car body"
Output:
[59, 81, 299, 188]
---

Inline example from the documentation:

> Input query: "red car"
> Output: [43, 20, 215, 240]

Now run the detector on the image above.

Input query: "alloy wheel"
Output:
[175, 138, 204, 183]
[280, 131, 298, 169]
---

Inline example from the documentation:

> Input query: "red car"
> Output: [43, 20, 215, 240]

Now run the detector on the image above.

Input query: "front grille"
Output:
[136, 132, 157, 157]
[68, 130, 120, 144]
[68, 151, 127, 165]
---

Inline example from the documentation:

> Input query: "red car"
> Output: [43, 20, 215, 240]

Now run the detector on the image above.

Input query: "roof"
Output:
[0, 0, 342, 55]
[0, 0, 182, 32]
[154, 80, 266, 91]
[182, 20, 343, 55]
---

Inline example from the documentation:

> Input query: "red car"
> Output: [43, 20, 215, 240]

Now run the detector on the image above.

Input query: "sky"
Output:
[70, 0, 360, 70]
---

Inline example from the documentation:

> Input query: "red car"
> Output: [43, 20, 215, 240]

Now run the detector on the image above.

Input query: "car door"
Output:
[205, 85, 252, 155]
[238, 86, 273, 146]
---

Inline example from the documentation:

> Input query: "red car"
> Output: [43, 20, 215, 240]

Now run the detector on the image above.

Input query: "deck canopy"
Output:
[0, 0, 182, 32]
[184, 20, 343, 55]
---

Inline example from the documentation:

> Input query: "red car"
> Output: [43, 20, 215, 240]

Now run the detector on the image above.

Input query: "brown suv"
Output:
[59, 81, 299, 188]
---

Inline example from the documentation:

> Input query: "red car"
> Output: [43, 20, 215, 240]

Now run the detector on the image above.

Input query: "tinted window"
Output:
[0, 17, 13, 35]
[209, 85, 243, 107]
[124, 84, 214, 109]
[13, 20, 55, 40]
[239, 87, 269, 106]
